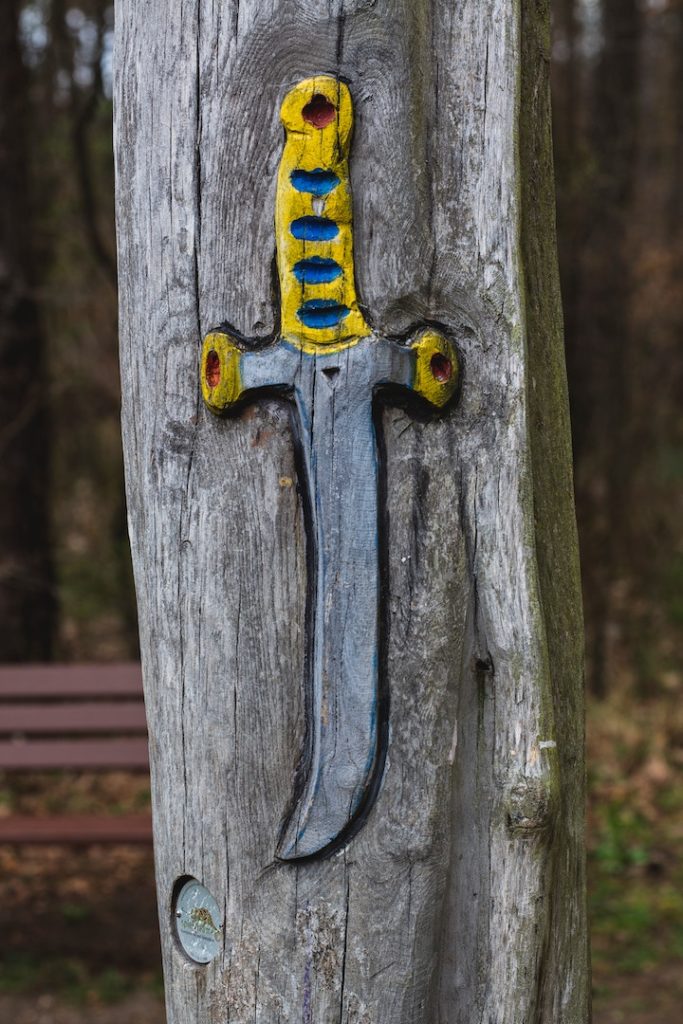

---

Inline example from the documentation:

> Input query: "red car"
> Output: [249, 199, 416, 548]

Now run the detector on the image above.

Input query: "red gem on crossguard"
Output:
[205, 350, 221, 388]
[302, 94, 337, 129]
[430, 352, 453, 382]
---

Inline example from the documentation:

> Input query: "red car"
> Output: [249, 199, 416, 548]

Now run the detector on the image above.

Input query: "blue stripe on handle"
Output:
[293, 257, 343, 285]
[290, 169, 340, 196]
[291, 217, 339, 242]
[297, 300, 350, 329]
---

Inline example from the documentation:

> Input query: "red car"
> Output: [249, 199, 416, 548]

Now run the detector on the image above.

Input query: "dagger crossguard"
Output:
[201, 76, 460, 861]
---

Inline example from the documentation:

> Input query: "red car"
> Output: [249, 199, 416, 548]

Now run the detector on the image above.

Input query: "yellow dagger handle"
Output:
[276, 76, 371, 354]
[200, 76, 461, 419]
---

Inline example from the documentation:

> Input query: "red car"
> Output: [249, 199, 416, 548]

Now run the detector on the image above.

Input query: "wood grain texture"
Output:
[114, 1, 588, 1021]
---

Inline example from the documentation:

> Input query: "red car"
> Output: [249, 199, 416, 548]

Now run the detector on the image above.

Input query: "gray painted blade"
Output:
[277, 341, 385, 860]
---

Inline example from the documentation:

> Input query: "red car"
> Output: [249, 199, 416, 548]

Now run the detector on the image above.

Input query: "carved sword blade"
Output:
[280, 351, 384, 859]
[200, 77, 460, 861]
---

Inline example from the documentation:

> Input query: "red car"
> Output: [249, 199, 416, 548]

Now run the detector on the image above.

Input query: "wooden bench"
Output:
[0, 663, 152, 844]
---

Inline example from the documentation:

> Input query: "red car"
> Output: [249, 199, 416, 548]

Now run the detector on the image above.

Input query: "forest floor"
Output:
[1, 690, 682, 1023]
[586, 686, 683, 1022]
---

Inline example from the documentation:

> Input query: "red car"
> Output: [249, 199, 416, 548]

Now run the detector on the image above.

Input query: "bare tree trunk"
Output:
[625, 0, 683, 683]
[114, 1, 588, 1021]
[0, 0, 56, 660]
[567, 0, 641, 696]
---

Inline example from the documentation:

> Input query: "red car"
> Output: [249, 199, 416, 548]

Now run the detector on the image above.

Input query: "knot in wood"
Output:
[504, 775, 557, 838]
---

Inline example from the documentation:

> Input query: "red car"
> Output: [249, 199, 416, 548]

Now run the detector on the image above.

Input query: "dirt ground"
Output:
[0, 841, 681, 1024]
[592, 965, 683, 1023]
[2, 706, 682, 1024]
[0, 839, 163, 1024]
[1, 969, 683, 1024]
[0, 993, 164, 1024]
[0, 844, 160, 972]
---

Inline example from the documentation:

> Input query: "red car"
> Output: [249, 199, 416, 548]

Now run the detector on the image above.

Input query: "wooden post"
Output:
[114, 2, 589, 1022]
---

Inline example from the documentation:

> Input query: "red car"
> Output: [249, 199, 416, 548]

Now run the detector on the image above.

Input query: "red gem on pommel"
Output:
[430, 353, 453, 382]
[302, 94, 337, 129]
[205, 350, 221, 388]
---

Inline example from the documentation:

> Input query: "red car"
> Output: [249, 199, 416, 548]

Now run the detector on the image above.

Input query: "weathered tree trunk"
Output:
[0, 0, 56, 660]
[114, 2, 588, 1022]
[565, 0, 641, 696]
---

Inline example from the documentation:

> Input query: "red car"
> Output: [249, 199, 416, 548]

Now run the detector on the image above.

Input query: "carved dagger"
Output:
[201, 76, 459, 861]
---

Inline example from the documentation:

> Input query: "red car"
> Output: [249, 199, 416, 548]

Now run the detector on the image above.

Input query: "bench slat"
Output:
[0, 814, 152, 844]
[0, 663, 143, 700]
[0, 737, 150, 770]
[0, 702, 147, 735]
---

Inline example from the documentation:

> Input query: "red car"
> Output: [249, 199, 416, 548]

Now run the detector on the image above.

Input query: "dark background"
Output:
[1, 1, 682, 1021]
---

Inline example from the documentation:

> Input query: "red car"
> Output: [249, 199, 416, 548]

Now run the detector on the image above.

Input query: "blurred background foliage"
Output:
[1, 0, 133, 666]
[0, 0, 682, 1020]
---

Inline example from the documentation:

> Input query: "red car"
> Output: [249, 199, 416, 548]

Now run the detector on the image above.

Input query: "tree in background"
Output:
[0, 0, 56, 659]
[1, 0, 681, 685]
[553, 0, 683, 696]
[0, 0, 137, 661]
